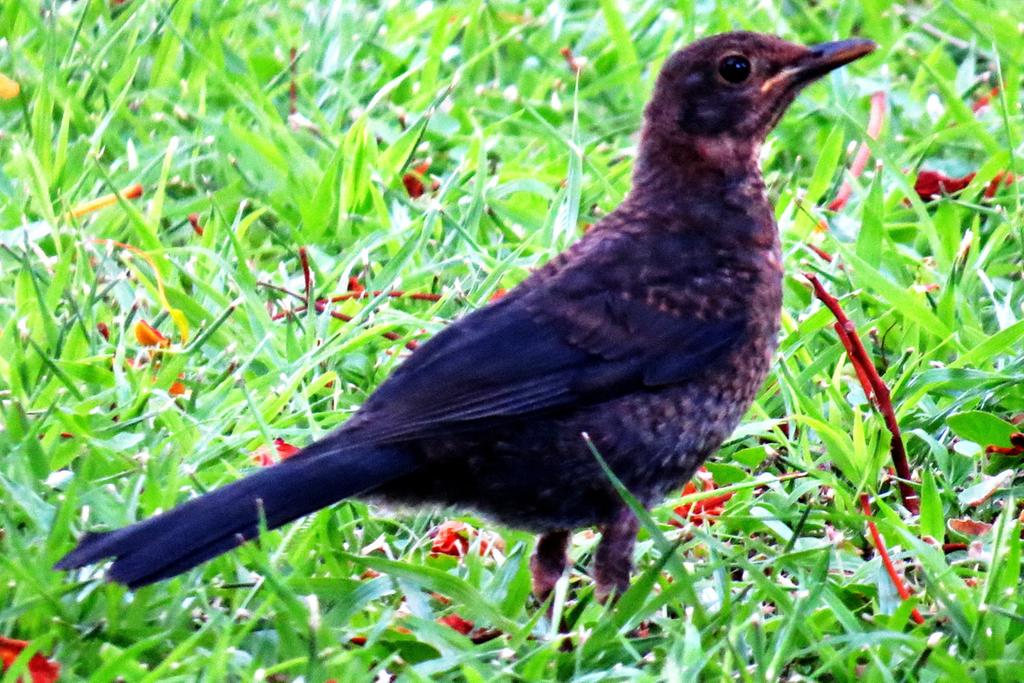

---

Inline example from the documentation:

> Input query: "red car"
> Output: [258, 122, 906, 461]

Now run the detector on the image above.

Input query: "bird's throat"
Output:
[628, 132, 773, 245]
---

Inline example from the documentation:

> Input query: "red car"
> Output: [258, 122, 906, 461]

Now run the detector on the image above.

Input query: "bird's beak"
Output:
[761, 38, 877, 93]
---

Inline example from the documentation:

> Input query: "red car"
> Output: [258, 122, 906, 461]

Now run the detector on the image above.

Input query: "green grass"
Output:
[2, 0, 1023, 680]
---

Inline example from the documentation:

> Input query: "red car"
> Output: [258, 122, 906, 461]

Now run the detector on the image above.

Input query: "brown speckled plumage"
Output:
[56, 33, 875, 596]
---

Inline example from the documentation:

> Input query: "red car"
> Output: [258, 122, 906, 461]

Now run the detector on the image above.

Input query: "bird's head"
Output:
[640, 32, 876, 172]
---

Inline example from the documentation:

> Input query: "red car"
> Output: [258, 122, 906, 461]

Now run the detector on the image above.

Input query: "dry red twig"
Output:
[859, 493, 926, 625]
[274, 302, 420, 351]
[324, 290, 440, 303]
[268, 251, 427, 351]
[805, 274, 919, 514]
[827, 91, 887, 212]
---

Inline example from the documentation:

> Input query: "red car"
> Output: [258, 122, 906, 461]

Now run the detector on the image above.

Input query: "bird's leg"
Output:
[530, 530, 571, 601]
[593, 507, 640, 603]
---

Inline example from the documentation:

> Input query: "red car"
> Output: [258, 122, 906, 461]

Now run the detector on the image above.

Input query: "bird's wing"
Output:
[348, 231, 748, 444]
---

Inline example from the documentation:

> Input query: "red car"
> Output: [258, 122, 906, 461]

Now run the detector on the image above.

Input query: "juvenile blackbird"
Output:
[57, 32, 875, 597]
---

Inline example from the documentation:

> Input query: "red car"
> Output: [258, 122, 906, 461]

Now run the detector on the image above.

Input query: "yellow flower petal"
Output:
[0, 73, 19, 99]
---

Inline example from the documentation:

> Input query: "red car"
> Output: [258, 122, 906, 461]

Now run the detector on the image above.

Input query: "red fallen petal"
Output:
[670, 468, 732, 527]
[698, 492, 735, 510]
[914, 170, 975, 201]
[347, 276, 365, 293]
[429, 520, 504, 557]
[983, 172, 1014, 199]
[251, 446, 275, 467]
[489, 288, 507, 302]
[96, 322, 110, 340]
[431, 521, 471, 557]
[949, 518, 993, 536]
[274, 438, 300, 459]
[402, 161, 431, 198]
[972, 85, 1000, 113]
[0, 636, 60, 683]
[438, 613, 474, 635]
[60, 432, 74, 439]
[134, 320, 170, 347]
[169, 380, 186, 396]
[188, 212, 204, 236]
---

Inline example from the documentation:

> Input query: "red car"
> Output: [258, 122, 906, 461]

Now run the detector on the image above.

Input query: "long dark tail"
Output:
[55, 438, 418, 588]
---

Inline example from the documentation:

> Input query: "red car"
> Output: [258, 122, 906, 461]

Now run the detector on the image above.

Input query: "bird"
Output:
[56, 32, 876, 599]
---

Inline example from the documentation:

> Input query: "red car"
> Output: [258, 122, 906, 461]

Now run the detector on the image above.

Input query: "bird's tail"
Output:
[54, 438, 418, 588]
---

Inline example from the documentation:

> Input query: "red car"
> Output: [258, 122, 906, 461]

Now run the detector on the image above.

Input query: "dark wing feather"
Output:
[347, 231, 746, 444]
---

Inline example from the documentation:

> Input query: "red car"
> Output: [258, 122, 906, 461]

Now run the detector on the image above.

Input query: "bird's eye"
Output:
[718, 55, 751, 84]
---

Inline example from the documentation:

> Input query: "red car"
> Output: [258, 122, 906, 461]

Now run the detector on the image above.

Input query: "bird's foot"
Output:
[530, 530, 570, 601]
[593, 507, 640, 603]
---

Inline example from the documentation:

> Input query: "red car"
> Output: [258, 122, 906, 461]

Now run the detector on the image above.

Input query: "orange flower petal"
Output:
[134, 320, 170, 347]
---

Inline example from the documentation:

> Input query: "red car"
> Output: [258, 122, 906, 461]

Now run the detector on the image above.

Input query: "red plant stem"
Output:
[805, 274, 919, 514]
[272, 302, 419, 351]
[298, 247, 313, 305]
[827, 91, 887, 212]
[319, 290, 442, 303]
[985, 433, 1024, 456]
[859, 493, 926, 625]
[288, 46, 298, 116]
[829, 320, 875, 397]
[806, 243, 834, 263]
